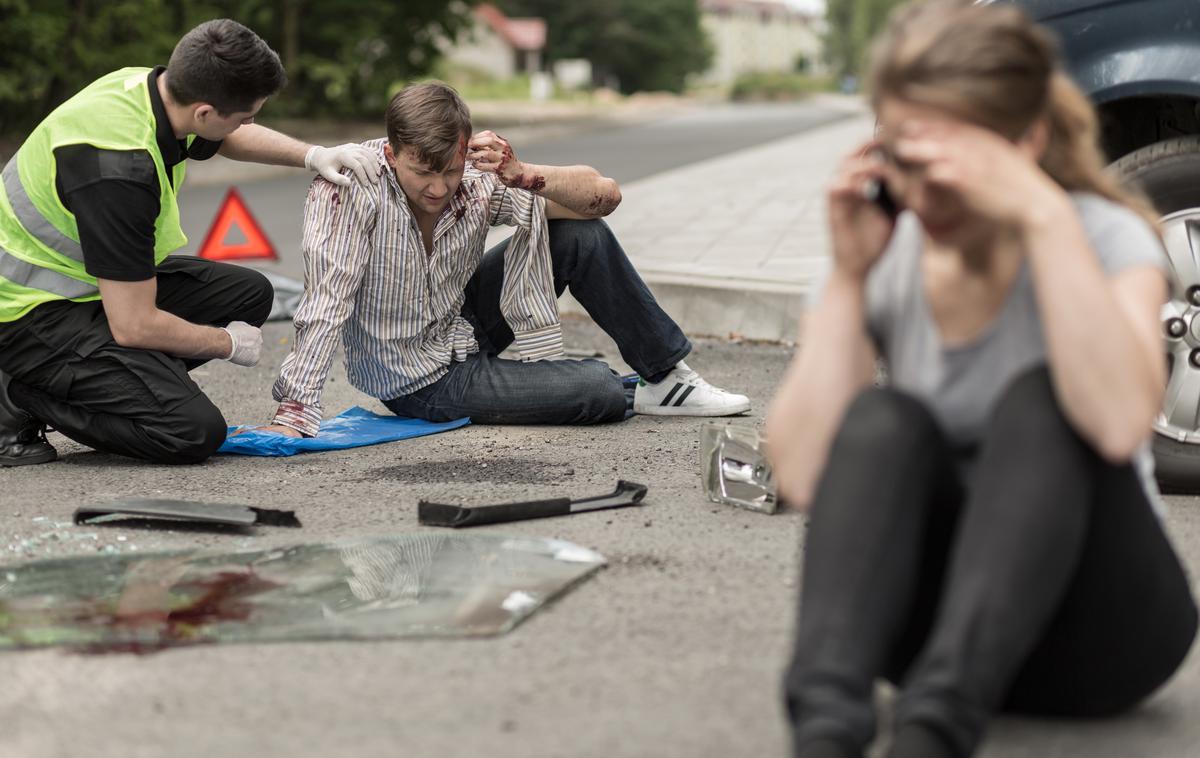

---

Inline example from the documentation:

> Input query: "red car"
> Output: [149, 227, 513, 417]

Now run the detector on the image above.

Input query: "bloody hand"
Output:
[467, 130, 546, 191]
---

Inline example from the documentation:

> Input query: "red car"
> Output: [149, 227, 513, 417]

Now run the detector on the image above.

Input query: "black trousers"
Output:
[0, 256, 272, 463]
[785, 367, 1198, 757]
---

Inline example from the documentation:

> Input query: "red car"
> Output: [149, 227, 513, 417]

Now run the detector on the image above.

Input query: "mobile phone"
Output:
[864, 179, 900, 219]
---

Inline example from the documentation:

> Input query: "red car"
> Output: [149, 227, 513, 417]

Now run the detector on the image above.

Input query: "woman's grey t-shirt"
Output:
[862, 192, 1168, 493]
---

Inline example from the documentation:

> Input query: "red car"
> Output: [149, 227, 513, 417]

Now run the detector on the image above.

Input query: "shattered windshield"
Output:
[0, 534, 605, 653]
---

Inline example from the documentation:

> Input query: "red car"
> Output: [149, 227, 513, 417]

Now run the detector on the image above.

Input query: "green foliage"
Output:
[729, 71, 835, 102]
[497, 0, 712, 94]
[253, 0, 479, 118]
[429, 61, 535, 102]
[0, 0, 179, 134]
[824, 0, 906, 79]
[0, 0, 478, 137]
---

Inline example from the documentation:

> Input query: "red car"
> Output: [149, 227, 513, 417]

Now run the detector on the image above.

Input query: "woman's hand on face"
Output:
[827, 141, 898, 280]
[892, 120, 1066, 231]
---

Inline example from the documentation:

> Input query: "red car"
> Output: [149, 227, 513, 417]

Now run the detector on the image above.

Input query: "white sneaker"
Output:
[633, 361, 750, 416]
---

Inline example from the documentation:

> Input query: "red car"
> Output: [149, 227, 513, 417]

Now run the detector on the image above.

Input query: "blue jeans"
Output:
[384, 220, 691, 425]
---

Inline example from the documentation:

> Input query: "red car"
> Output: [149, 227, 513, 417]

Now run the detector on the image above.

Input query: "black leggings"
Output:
[784, 367, 1197, 757]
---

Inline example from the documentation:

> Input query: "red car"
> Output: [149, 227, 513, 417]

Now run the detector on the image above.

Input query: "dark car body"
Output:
[998, 0, 1200, 160]
[994, 0, 1200, 489]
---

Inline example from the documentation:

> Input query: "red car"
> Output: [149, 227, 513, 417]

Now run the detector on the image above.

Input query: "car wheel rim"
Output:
[1156, 207, 1200, 442]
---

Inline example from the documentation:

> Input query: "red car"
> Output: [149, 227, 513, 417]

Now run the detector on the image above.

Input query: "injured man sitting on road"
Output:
[256, 82, 748, 438]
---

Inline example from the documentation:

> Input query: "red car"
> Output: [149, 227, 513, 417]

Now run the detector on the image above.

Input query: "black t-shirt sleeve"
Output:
[187, 137, 222, 161]
[54, 144, 160, 282]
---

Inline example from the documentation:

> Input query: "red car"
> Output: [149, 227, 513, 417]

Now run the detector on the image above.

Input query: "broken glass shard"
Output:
[74, 498, 301, 528]
[0, 534, 604, 653]
[701, 422, 778, 514]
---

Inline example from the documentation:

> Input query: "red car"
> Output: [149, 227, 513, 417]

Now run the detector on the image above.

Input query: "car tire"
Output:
[1152, 434, 1200, 494]
[1113, 136, 1200, 493]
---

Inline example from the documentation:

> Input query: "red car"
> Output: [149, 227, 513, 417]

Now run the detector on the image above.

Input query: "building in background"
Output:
[441, 3, 547, 79]
[700, 0, 824, 85]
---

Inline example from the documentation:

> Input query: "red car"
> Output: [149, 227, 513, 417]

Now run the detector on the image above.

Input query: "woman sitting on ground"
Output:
[765, 2, 1198, 757]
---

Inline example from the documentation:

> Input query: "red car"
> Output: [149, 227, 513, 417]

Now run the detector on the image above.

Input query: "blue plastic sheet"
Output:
[219, 406, 469, 457]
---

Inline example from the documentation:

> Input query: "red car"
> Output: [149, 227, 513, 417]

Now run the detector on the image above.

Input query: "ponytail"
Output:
[1040, 72, 1160, 230]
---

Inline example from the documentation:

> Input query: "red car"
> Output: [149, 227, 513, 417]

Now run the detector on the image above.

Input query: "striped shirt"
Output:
[270, 138, 562, 436]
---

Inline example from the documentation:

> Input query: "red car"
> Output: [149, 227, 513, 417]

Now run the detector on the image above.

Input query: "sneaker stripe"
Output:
[660, 382, 683, 407]
[673, 385, 696, 406]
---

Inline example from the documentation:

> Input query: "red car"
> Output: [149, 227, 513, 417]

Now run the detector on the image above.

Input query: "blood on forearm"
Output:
[505, 173, 547, 192]
[586, 191, 620, 216]
[505, 162, 620, 217]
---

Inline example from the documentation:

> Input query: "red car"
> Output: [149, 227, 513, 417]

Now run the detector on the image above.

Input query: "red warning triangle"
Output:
[197, 187, 277, 261]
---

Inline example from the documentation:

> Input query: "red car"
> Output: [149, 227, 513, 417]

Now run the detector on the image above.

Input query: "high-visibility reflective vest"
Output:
[0, 67, 188, 322]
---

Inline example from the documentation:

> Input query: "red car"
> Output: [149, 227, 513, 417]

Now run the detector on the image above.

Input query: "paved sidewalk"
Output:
[580, 97, 873, 342]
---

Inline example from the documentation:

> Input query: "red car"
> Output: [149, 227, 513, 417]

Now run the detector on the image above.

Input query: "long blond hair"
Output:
[866, 0, 1158, 228]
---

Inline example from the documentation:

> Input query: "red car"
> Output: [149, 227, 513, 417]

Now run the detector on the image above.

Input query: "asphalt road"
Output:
[3, 100, 1199, 757]
[505, 101, 850, 184]
[3, 316, 1198, 758]
[0, 318, 807, 758]
[175, 101, 852, 278]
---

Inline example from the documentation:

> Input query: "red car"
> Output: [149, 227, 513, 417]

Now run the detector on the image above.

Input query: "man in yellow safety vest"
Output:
[0, 18, 377, 466]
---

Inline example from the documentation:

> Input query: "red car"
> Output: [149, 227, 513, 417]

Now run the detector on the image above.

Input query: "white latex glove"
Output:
[304, 143, 377, 186]
[222, 321, 262, 367]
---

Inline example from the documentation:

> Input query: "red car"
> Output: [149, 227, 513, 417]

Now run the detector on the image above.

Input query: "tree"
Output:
[0, 0, 178, 135]
[824, 0, 906, 79]
[162, 0, 481, 118]
[497, 0, 712, 94]
[233, 0, 480, 118]
[0, 0, 479, 137]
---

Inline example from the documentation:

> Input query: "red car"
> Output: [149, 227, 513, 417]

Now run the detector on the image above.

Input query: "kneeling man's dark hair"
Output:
[166, 19, 286, 115]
